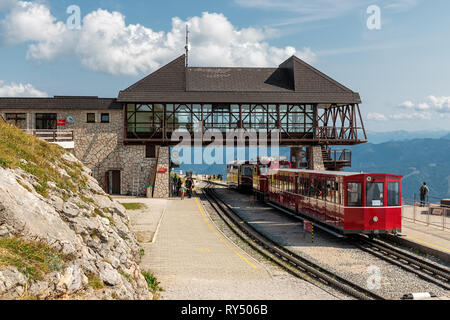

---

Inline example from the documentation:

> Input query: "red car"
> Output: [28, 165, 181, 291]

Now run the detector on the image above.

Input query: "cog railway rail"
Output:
[352, 236, 450, 291]
[203, 181, 450, 299]
[201, 182, 386, 301]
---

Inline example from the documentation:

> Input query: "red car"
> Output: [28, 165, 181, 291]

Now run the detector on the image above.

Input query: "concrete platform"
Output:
[134, 196, 337, 300]
[387, 220, 450, 264]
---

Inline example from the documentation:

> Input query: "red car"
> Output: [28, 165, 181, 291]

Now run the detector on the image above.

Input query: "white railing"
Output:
[26, 129, 74, 142]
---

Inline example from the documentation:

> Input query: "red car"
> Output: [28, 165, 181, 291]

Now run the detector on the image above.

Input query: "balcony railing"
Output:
[26, 129, 74, 143]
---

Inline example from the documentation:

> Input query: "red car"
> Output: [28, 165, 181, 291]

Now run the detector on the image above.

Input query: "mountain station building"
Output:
[0, 54, 367, 197]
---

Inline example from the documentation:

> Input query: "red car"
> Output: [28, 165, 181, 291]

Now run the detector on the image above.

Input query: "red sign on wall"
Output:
[157, 168, 168, 173]
[57, 119, 66, 127]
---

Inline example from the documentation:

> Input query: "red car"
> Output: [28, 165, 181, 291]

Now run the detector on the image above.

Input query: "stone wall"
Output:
[153, 147, 170, 198]
[0, 109, 157, 196]
[307, 146, 325, 171]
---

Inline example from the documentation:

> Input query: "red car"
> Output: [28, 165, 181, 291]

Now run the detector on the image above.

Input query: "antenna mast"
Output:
[185, 25, 189, 67]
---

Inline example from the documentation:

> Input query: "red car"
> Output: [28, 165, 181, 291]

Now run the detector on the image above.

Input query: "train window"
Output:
[260, 165, 269, 176]
[387, 182, 400, 206]
[366, 182, 384, 207]
[347, 183, 362, 207]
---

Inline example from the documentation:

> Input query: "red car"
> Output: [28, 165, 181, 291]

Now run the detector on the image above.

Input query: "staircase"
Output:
[321, 146, 352, 171]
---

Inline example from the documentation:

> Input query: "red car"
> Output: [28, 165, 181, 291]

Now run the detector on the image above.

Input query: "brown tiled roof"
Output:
[0, 97, 121, 110]
[118, 54, 361, 104]
[122, 55, 186, 93]
[186, 67, 294, 92]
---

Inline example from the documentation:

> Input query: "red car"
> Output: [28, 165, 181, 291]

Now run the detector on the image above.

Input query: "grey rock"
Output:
[98, 262, 121, 286]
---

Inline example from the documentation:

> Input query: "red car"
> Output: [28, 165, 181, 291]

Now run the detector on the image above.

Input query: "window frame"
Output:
[101, 113, 110, 123]
[366, 182, 385, 207]
[347, 182, 363, 207]
[145, 144, 156, 159]
[87, 113, 96, 123]
[387, 182, 400, 207]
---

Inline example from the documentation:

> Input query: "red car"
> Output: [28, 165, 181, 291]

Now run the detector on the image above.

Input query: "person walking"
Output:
[420, 182, 430, 207]
[180, 183, 186, 200]
[185, 177, 194, 199]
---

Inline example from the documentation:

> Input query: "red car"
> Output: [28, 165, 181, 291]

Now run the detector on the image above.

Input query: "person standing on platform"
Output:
[185, 177, 194, 199]
[420, 182, 430, 207]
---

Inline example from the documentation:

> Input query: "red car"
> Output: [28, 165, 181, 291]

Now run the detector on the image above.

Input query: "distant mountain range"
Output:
[366, 130, 450, 144]
[178, 132, 450, 200]
[350, 138, 450, 200]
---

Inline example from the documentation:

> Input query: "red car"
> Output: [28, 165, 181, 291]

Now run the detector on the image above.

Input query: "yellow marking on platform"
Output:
[199, 248, 212, 253]
[194, 197, 259, 270]
[406, 236, 450, 252]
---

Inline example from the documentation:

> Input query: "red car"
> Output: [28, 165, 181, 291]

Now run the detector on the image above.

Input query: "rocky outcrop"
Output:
[0, 152, 151, 300]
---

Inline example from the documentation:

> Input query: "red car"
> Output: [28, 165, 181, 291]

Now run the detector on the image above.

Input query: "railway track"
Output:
[212, 180, 450, 293]
[352, 236, 450, 291]
[201, 182, 385, 301]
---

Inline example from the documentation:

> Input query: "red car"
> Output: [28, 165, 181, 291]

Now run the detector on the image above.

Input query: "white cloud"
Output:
[398, 96, 450, 114]
[367, 112, 387, 121]
[234, 0, 422, 26]
[0, 80, 48, 97]
[428, 95, 450, 113]
[0, 2, 315, 75]
[389, 112, 431, 120]
[385, 0, 422, 10]
[235, 0, 374, 25]
[399, 100, 415, 108]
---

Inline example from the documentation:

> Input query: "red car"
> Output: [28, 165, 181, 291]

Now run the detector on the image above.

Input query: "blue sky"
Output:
[0, 0, 449, 132]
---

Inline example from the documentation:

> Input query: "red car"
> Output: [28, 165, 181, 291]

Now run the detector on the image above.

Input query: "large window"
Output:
[36, 113, 57, 130]
[127, 104, 163, 133]
[367, 182, 384, 207]
[387, 182, 400, 206]
[347, 182, 362, 207]
[6, 113, 26, 129]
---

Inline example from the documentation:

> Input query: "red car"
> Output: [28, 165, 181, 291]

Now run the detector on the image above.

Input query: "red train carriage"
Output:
[227, 161, 255, 192]
[253, 159, 291, 200]
[268, 169, 402, 235]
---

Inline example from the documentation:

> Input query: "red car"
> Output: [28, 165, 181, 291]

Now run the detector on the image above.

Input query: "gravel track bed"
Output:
[197, 186, 347, 300]
[212, 185, 449, 300]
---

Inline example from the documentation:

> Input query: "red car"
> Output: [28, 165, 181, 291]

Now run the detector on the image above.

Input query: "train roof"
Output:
[278, 169, 358, 176]
[276, 169, 403, 178]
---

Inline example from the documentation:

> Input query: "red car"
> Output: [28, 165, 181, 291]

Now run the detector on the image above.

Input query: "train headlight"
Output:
[373, 216, 379, 223]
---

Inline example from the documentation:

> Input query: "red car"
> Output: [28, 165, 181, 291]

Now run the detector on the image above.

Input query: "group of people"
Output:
[172, 175, 195, 200]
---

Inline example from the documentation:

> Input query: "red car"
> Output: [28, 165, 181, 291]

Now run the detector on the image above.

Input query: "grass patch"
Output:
[87, 274, 106, 289]
[119, 270, 132, 282]
[94, 208, 115, 225]
[141, 270, 162, 296]
[0, 121, 84, 198]
[140, 248, 145, 257]
[121, 203, 147, 211]
[0, 237, 67, 281]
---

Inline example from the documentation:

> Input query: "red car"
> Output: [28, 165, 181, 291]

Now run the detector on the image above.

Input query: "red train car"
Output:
[253, 159, 291, 200]
[268, 169, 402, 235]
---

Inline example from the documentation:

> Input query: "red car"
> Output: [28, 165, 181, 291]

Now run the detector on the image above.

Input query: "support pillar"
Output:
[290, 147, 306, 169]
[153, 146, 170, 198]
[306, 146, 325, 171]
